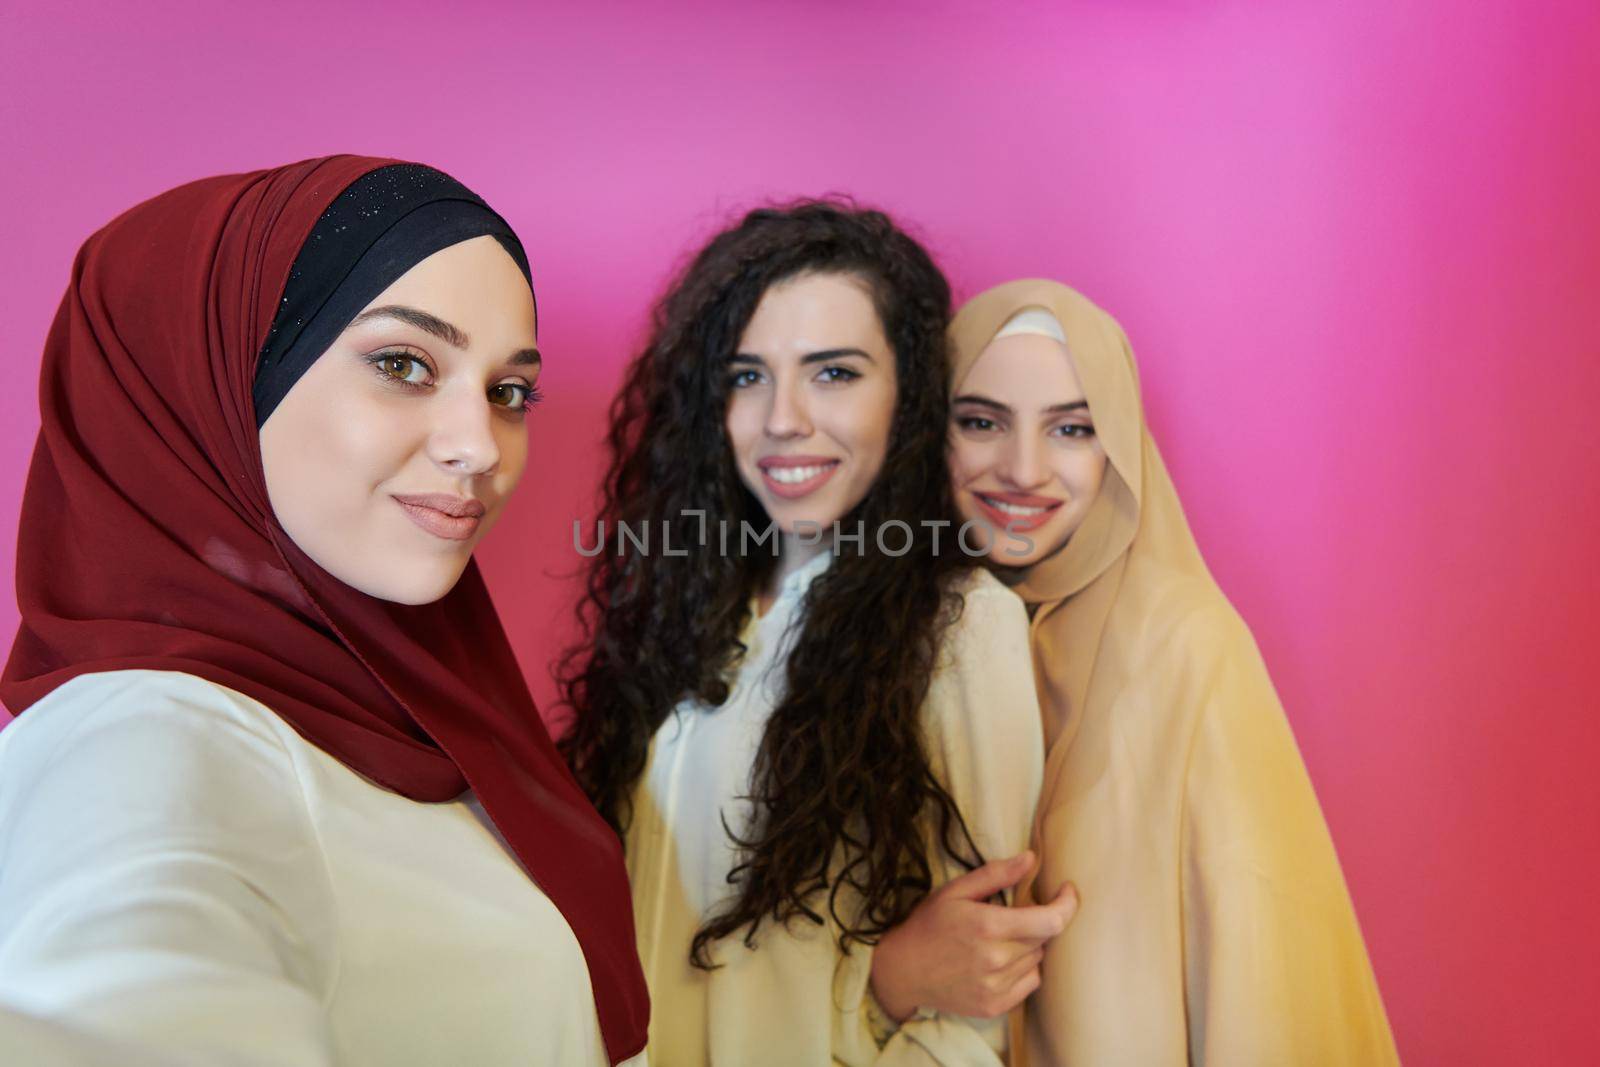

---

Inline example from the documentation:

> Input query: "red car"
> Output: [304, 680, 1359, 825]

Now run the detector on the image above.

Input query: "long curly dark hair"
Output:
[558, 199, 982, 967]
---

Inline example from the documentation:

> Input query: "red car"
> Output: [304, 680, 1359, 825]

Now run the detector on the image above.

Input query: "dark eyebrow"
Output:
[952, 393, 1013, 415]
[800, 347, 873, 365]
[729, 347, 874, 366]
[953, 394, 1088, 416]
[348, 304, 538, 367]
[347, 305, 469, 349]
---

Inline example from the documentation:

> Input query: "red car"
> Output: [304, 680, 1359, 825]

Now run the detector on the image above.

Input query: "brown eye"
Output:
[489, 381, 540, 410]
[368, 351, 432, 386]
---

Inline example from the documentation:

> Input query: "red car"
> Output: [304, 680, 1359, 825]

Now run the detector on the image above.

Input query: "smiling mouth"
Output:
[973, 492, 1063, 532]
[758, 459, 841, 499]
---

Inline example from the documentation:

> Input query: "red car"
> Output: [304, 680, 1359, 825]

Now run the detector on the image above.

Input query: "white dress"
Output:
[0, 669, 642, 1067]
[627, 554, 1045, 1066]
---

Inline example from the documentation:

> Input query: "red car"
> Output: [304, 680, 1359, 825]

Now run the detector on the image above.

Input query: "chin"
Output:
[992, 524, 1075, 568]
[755, 495, 827, 535]
[347, 563, 469, 606]
[954, 510, 1048, 568]
[773, 511, 840, 536]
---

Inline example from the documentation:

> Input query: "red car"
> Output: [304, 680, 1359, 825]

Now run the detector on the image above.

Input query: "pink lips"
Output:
[392, 493, 487, 542]
[971, 490, 1064, 533]
[757, 455, 841, 500]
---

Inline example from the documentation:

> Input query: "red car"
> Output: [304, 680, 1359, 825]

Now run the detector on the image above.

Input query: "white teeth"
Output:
[985, 497, 1049, 516]
[767, 464, 832, 484]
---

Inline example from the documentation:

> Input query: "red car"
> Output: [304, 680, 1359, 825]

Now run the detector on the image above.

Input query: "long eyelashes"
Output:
[727, 365, 861, 389]
[489, 382, 544, 411]
[367, 349, 433, 390]
[366, 349, 541, 412]
[951, 414, 1095, 440]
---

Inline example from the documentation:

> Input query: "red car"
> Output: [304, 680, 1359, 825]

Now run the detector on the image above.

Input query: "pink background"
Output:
[4, 1, 1597, 1061]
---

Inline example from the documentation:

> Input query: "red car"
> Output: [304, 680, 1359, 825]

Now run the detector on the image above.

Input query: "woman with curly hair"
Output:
[560, 203, 1063, 1064]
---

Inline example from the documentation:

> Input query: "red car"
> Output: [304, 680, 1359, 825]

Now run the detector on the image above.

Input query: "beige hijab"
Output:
[951, 280, 1398, 1066]
[951, 279, 1195, 756]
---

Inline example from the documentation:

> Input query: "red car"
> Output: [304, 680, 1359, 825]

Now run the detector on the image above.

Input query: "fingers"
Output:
[974, 953, 1044, 1018]
[974, 880, 1079, 944]
[996, 944, 1045, 991]
[1044, 880, 1080, 926]
[997, 965, 1043, 1016]
[937, 851, 1035, 903]
[983, 902, 1067, 943]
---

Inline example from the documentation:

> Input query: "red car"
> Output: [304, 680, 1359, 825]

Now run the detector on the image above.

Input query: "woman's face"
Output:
[260, 235, 540, 604]
[724, 271, 898, 538]
[948, 332, 1108, 566]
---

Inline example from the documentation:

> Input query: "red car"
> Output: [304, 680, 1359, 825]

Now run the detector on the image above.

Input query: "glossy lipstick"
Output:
[393, 493, 487, 542]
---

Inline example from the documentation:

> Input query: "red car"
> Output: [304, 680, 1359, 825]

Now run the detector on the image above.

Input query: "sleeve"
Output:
[832, 578, 1047, 1067]
[1178, 618, 1401, 1066]
[0, 673, 341, 1067]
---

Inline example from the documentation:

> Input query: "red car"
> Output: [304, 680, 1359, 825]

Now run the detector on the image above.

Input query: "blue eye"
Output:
[729, 369, 763, 389]
[1052, 423, 1095, 439]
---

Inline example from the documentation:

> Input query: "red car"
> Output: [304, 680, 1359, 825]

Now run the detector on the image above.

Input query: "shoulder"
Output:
[926, 568, 1040, 721]
[925, 568, 1034, 688]
[1131, 582, 1299, 776]
[921, 570, 1045, 839]
[0, 670, 315, 867]
[0, 672, 342, 1018]
[1134, 573, 1263, 677]
[0, 669, 301, 781]
[941, 567, 1031, 647]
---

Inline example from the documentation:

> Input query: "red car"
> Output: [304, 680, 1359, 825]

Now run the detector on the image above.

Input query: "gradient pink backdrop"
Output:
[4, 1, 1597, 1062]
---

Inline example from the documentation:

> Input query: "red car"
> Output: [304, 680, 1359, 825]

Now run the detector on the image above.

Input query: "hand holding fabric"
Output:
[868, 851, 1079, 1022]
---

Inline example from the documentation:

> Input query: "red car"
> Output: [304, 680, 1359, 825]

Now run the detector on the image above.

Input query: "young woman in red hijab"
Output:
[0, 157, 648, 1066]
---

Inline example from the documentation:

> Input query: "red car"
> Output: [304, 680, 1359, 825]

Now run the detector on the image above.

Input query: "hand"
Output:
[869, 850, 1079, 1022]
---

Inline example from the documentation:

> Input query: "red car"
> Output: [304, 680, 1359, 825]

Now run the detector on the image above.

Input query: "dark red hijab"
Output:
[0, 155, 648, 1063]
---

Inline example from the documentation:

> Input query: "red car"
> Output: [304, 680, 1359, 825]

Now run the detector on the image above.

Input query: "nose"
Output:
[999, 433, 1049, 491]
[763, 377, 812, 440]
[426, 389, 501, 478]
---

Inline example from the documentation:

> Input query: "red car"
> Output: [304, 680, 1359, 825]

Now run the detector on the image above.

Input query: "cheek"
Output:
[1061, 450, 1109, 499]
[723, 395, 760, 462]
[947, 438, 986, 484]
[261, 401, 395, 564]
[844, 381, 897, 459]
[495, 423, 531, 495]
[320, 401, 418, 488]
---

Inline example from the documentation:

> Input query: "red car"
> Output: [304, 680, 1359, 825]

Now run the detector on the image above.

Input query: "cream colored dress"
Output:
[948, 280, 1401, 1067]
[0, 670, 637, 1067]
[626, 554, 1044, 1066]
